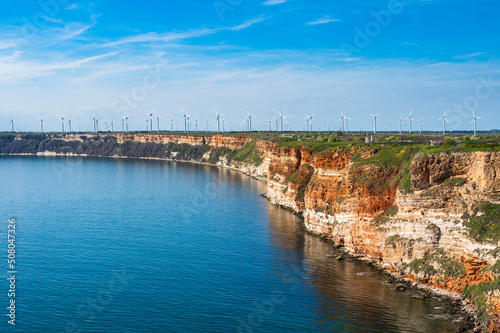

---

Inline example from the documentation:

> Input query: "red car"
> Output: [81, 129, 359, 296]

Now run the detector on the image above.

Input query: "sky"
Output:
[0, 0, 499, 132]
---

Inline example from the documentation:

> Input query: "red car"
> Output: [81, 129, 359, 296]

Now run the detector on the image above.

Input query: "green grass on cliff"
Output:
[406, 248, 466, 282]
[374, 205, 399, 225]
[462, 202, 500, 244]
[463, 276, 500, 328]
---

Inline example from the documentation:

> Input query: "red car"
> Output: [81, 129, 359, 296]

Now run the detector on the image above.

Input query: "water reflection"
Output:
[266, 204, 465, 333]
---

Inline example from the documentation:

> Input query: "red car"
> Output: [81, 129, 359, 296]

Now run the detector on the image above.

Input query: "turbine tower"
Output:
[345, 116, 351, 133]
[338, 110, 345, 132]
[470, 110, 482, 135]
[125, 116, 129, 132]
[157, 115, 161, 132]
[182, 109, 189, 133]
[122, 116, 125, 132]
[145, 108, 154, 132]
[398, 115, 404, 134]
[405, 110, 415, 134]
[9, 119, 14, 132]
[418, 117, 424, 134]
[39, 117, 45, 133]
[247, 111, 256, 132]
[67, 119, 72, 133]
[170, 117, 174, 132]
[278, 110, 287, 132]
[438, 110, 449, 136]
[61, 115, 65, 133]
[370, 113, 381, 133]
[215, 109, 221, 132]
[266, 118, 272, 132]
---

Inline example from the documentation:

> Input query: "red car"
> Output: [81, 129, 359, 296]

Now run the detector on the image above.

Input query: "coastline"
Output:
[1, 151, 478, 331]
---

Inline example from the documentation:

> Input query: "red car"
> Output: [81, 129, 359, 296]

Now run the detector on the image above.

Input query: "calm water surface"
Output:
[0, 156, 465, 332]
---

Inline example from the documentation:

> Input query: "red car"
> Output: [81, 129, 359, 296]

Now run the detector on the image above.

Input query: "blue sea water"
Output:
[0, 156, 465, 332]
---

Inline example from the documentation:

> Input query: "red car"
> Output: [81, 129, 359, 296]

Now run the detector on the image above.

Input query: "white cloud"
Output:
[228, 17, 266, 31]
[306, 17, 340, 25]
[263, 0, 287, 5]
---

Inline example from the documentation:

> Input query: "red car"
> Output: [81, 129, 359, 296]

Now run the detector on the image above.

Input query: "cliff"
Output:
[1, 132, 500, 331]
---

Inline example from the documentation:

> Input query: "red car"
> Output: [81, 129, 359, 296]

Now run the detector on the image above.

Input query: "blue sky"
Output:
[0, 0, 499, 132]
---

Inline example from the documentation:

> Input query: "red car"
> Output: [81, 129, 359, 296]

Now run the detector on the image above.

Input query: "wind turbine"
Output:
[182, 109, 189, 133]
[195, 118, 198, 132]
[338, 110, 345, 132]
[125, 116, 129, 132]
[92, 113, 96, 133]
[304, 116, 310, 132]
[156, 114, 161, 132]
[145, 108, 154, 132]
[61, 115, 65, 133]
[344, 116, 351, 133]
[370, 113, 381, 133]
[67, 119, 72, 133]
[215, 109, 222, 132]
[145, 118, 149, 132]
[388, 120, 393, 132]
[9, 119, 14, 132]
[398, 115, 404, 134]
[266, 118, 273, 131]
[470, 110, 482, 135]
[111, 120, 113, 132]
[39, 117, 45, 133]
[405, 110, 415, 134]
[278, 110, 287, 132]
[95, 118, 99, 132]
[438, 110, 449, 136]
[104, 122, 108, 131]
[418, 116, 424, 134]
[170, 117, 174, 132]
[122, 116, 125, 132]
[247, 110, 256, 131]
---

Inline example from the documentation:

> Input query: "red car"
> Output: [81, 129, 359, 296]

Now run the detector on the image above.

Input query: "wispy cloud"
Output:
[306, 17, 340, 25]
[263, 0, 287, 5]
[102, 28, 216, 47]
[228, 17, 267, 31]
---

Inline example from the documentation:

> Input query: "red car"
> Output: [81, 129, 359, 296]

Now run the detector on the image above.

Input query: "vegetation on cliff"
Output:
[404, 248, 466, 282]
[462, 202, 500, 244]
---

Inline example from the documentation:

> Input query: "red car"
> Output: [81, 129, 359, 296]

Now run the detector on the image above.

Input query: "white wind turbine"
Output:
[370, 113, 381, 133]
[246, 110, 256, 132]
[418, 116, 424, 134]
[266, 118, 273, 131]
[398, 115, 404, 134]
[215, 109, 222, 132]
[67, 119, 72, 133]
[470, 110, 482, 135]
[405, 110, 415, 134]
[39, 117, 45, 133]
[344, 116, 351, 133]
[182, 109, 191, 133]
[304, 115, 310, 132]
[9, 119, 14, 132]
[61, 115, 65, 133]
[145, 108, 154, 132]
[438, 110, 449, 136]
[170, 116, 174, 132]
[156, 114, 161, 133]
[338, 110, 345, 132]
[121, 116, 126, 132]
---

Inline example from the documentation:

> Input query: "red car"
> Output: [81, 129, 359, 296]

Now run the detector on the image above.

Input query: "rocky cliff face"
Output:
[2, 133, 499, 330]
[262, 144, 500, 331]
